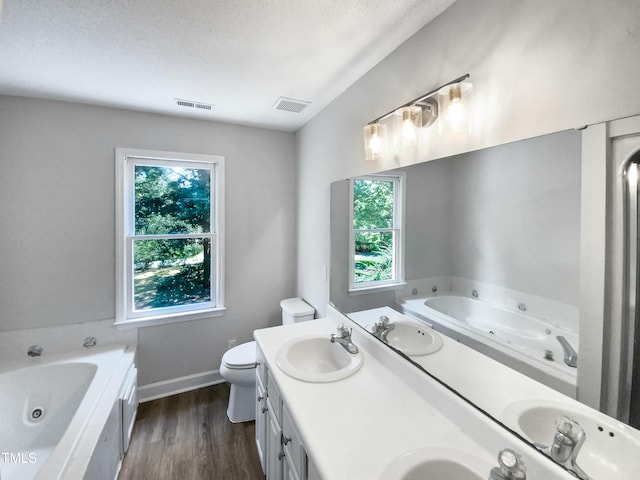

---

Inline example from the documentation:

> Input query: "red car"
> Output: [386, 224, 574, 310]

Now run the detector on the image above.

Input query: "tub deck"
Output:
[0, 346, 135, 480]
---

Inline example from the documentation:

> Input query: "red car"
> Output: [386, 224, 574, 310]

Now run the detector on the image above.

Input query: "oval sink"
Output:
[275, 334, 363, 383]
[503, 399, 640, 479]
[380, 448, 491, 480]
[371, 320, 443, 356]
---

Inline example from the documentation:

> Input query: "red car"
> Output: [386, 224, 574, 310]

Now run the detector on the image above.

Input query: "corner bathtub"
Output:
[0, 347, 135, 480]
[397, 294, 578, 396]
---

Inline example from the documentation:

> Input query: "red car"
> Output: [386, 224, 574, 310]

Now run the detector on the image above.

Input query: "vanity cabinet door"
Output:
[283, 453, 301, 480]
[307, 458, 321, 480]
[266, 405, 283, 480]
[255, 375, 267, 473]
[282, 404, 304, 477]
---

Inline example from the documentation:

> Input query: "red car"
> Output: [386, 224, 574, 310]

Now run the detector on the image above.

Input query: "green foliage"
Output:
[135, 165, 210, 235]
[134, 264, 210, 310]
[353, 179, 393, 229]
[154, 264, 210, 306]
[134, 239, 203, 270]
[354, 243, 393, 284]
[352, 178, 395, 283]
[132, 165, 213, 308]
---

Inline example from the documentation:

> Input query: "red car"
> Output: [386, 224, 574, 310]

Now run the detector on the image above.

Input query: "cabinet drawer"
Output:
[256, 345, 267, 384]
[266, 367, 282, 423]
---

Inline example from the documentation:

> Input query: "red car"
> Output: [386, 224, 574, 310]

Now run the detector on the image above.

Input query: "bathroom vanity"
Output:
[252, 308, 610, 480]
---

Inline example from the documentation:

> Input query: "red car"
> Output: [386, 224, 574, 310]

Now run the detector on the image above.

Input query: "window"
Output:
[349, 174, 404, 291]
[115, 148, 225, 327]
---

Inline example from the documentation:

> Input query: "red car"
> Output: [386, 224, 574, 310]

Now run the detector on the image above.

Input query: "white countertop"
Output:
[348, 306, 573, 416]
[345, 306, 640, 480]
[254, 309, 576, 480]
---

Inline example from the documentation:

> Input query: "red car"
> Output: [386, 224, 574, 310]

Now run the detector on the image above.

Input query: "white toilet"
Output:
[219, 297, 315, 423]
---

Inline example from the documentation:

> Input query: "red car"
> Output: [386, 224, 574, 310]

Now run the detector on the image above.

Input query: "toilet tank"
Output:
[280, 297, 315, 325]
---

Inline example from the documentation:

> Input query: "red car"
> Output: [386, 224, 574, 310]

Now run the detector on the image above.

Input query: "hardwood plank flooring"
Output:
[118, 383, 265, 480]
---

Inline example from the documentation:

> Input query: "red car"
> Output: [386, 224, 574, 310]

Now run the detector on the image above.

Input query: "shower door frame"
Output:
[581, 113, 640, 424]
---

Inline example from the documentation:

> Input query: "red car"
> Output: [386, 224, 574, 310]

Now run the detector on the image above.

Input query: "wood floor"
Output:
[118, 383, 265, 480]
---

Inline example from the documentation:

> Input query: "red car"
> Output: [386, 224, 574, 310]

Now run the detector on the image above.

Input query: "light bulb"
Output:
[445, 99, 465, 130]
[438, 81, 472, 135]
[395, 106, 421, 154]
[402, 112, 416, 142]
[369, 131, 381, 154]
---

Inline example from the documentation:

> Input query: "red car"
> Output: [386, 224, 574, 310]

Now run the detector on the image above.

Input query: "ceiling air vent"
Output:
[273, 97, 311, 113]
[174, 98, 213, 111]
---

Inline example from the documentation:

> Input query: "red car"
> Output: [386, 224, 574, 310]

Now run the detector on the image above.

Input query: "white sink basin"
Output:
[379, 448, 491, 480]
[371, 320, 443, 356]
[503, 399, 640, 479]
[275, 334, 363, 383]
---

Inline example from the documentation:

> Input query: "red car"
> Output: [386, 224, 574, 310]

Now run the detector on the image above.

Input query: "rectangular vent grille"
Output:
[273, 97, 311, 113]
[175, 98, 213, 111]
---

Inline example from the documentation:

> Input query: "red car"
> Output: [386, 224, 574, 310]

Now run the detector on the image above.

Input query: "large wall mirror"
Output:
[330, 126, 640, 474]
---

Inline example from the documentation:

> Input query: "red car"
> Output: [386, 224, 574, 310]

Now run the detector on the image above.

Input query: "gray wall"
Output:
[297, 0, 640, 317]
[0, 96, 296, 385]
[403, 158, 452, 281]
[449, 130, 581, 304]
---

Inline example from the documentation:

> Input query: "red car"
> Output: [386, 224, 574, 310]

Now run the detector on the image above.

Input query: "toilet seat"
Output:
[222, 341, 257, 370]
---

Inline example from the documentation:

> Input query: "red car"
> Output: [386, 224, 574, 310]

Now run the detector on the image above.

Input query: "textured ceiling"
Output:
[0, 0, 455, 131]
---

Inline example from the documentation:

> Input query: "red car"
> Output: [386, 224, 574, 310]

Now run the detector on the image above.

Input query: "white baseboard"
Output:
[138, 369, 225, 403]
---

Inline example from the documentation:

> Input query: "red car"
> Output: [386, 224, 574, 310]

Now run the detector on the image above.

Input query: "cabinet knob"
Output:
[257, 395, 264, 401]
[262, 407, 268, 414]
[283, 436, 292, 445]
[278, 452, 285, 461]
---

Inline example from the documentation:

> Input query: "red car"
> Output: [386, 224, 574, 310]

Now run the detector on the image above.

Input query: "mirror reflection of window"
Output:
[349, 174, 404, 291]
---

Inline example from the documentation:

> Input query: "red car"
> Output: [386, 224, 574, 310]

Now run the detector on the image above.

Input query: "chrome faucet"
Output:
[330, 323, 359, 354]
[489, 448, 526, 480]
[371, 315, 395, 342]
[27, 345, 43, 357]
[556, 336, 578, 367]
[537, 416, 589, 480]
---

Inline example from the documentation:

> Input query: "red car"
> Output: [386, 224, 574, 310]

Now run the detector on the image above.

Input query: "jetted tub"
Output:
[0, 346, 136, 480]
[397, 294, 578, 396]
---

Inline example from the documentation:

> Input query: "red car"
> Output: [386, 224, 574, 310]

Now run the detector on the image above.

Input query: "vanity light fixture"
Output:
[363, 73, 471, 161]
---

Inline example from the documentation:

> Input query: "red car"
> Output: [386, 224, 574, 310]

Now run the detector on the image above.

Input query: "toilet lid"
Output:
[222, 341, 257, 369]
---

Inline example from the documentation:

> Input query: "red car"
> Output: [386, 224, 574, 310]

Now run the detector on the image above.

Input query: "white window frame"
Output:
[348, 173, 405, 293]
[115, 148, 225, 328]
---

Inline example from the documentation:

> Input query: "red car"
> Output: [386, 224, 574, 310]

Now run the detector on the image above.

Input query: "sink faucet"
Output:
[489, 448, 526, 480]
[27, 345, 43, 357]
[330, 323, 359, 354]
[537, 416, 589, 480]
[371, 315, 395, 342]
[556, 336, 577, 367]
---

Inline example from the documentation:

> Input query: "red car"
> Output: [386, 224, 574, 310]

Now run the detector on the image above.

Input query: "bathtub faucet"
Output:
[27, 345, 43, 357]
[537, 416, 589, 480]
[371, 315, 395, 342]
[556, 336, 577, 367]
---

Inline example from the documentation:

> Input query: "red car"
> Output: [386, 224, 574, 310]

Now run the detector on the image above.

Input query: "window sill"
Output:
[114, 307, 226, 330]
[348, 282, 407, 296]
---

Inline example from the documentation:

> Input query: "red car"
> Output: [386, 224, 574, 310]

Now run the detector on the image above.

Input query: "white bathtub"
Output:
[0, 347, 135, 480]
[398, 294, 578, 396]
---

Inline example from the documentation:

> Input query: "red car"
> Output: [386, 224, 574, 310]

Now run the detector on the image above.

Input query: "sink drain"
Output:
[31, 407, 44, 420]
